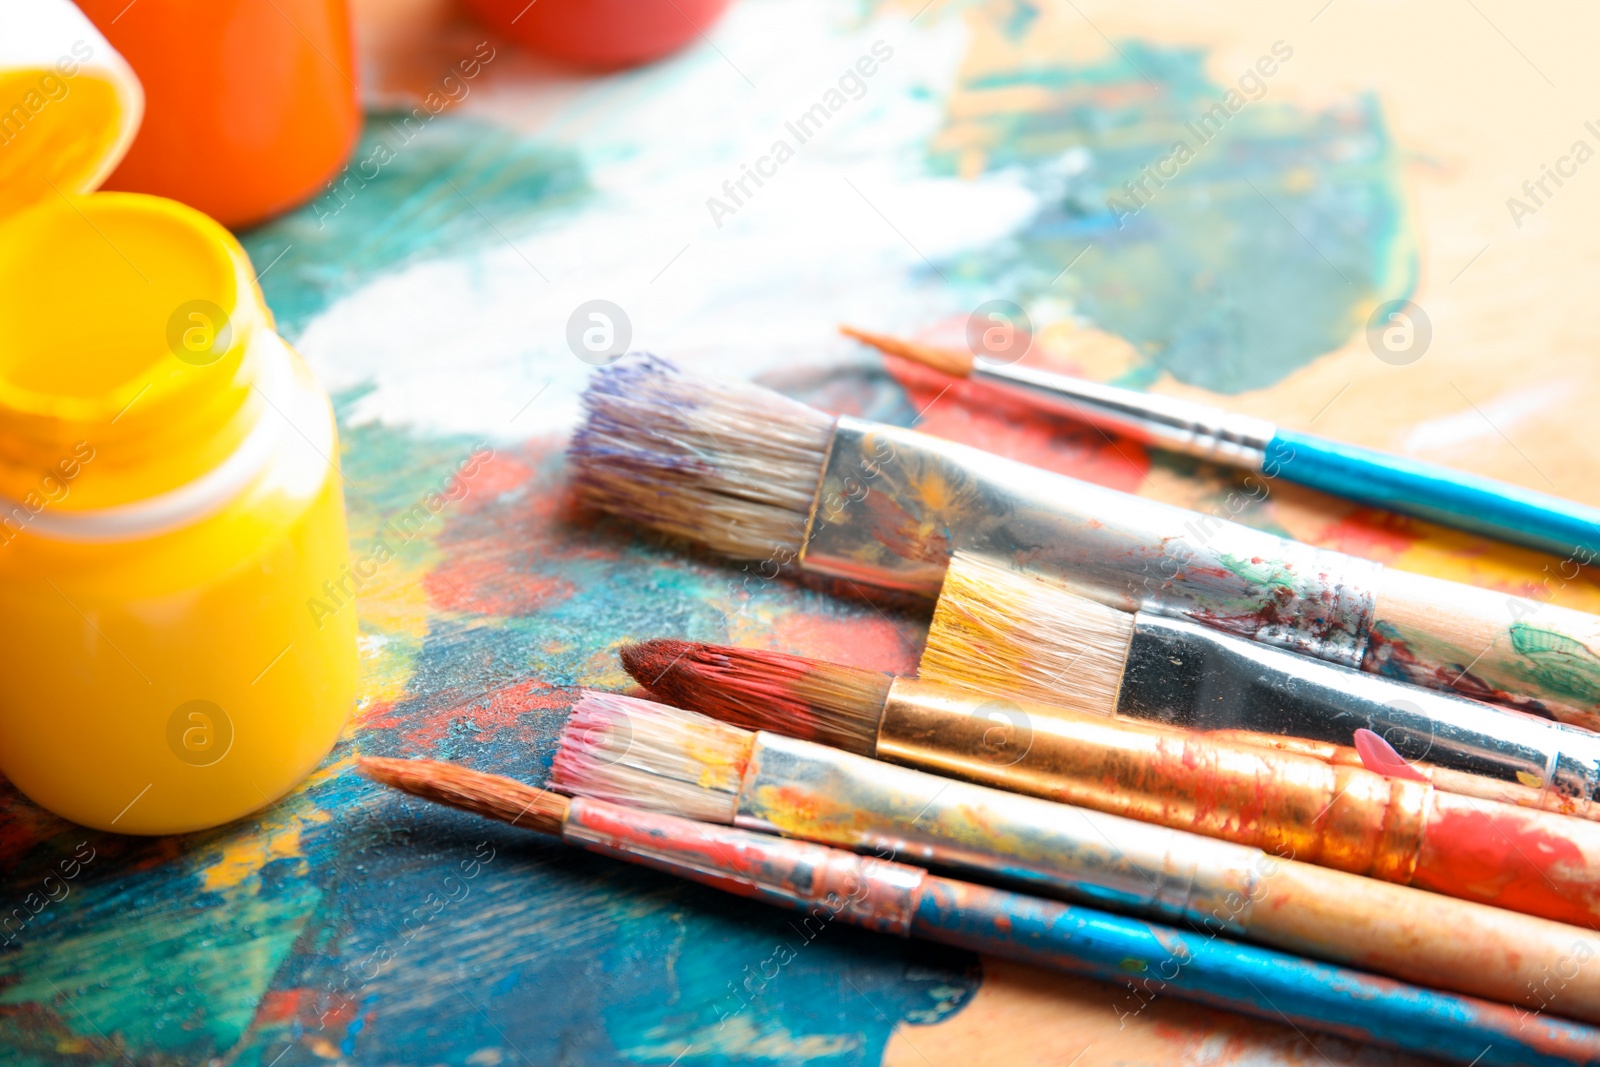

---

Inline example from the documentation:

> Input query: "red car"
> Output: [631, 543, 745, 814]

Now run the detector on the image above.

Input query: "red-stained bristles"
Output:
[550, 690, 753, 824]
[360, 757, 569, 836]
[619, 639, 889, 756]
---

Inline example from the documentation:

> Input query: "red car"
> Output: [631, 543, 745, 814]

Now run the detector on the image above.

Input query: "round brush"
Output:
[362, 753, 1600, 1067]
[548, 689, 1600, 1020]
[621, 640, 1600, 929]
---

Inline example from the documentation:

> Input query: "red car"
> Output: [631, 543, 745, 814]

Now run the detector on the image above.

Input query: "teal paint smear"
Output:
[933, 41, 1414, 393]
[237, 111, 588, 340]
[0, 872, 320, 1063]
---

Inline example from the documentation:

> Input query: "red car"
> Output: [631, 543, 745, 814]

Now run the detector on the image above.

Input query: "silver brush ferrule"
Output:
[970, 362, 1277, 469]
[1118, 613, 1600, 810]
[802, 416, 1377, 667]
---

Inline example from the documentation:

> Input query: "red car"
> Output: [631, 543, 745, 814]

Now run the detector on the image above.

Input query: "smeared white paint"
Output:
[1401, 381, 1567, 455]
[295, 0, 1040, 438]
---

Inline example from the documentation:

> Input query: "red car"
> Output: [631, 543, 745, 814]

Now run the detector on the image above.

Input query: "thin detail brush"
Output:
[363, 754, 1600, 1067]
[623, 640, 1600, 928]
[568, 355, 1600, 728]
[842, 323, 1600, 563]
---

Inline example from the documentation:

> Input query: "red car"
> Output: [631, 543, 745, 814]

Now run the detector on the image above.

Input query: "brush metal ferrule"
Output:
[801, 416, 1377, 667]
[736, 730, 1267, 934]
[969, 362, 1277, 469]
[1119, 613, 1600, 813]
[875, 679, 1429, 882]
[562, 796, 921, 935]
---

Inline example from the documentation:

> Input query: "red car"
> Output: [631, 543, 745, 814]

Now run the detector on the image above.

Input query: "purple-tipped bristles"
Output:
[569, 355, 835, 559]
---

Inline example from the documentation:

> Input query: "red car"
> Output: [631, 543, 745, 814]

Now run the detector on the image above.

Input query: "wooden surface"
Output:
[4, 0, 1600, 1063]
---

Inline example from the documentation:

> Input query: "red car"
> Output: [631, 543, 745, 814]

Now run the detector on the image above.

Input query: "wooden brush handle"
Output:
[1370, 565, 1600, 731]
[1254, 859, 1600, 1022]
[1414, 790, 1600, 929]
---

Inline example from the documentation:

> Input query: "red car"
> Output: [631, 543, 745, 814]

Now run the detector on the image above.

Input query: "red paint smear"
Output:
[364, 676, 571, 751]
[451, 453, 535, 514]
[769, 612, 919, 676]
[424, 554, 574, 617]
[1312, 508, 1421, 563]
[1414, 795, 1600, 929]
[419, 440, 620, 618]
[883, 356, 1149, 494]
[254, 988, 324, 1026]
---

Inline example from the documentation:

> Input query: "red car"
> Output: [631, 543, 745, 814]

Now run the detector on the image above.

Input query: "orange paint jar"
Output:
[77, 0, 360, 228]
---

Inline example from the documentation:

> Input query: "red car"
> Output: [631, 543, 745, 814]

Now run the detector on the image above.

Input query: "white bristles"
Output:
[569, 355, 836, 560]
[921, 551, 1136, 717]
[550, 690, 754, 825]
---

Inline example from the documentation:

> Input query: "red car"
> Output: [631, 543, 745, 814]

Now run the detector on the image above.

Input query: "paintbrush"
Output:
[921, 550, 1600, 820]
[550, 690, 1600, 1019]
[569, 355, 1600, 729]
[362, 754, 1600, 1067]
[841, 324, 1600, 563]
[621, 641, 1600, 929]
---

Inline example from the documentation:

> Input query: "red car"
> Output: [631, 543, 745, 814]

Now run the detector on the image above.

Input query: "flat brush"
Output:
[570, 354, 1600, 728]
[925, 551, 1600, 821]
[550, 691, 1600, 1023]
[623, 640, 1600, 930]
[842, 324, 1600, 563]
[362, 754, 1600, 1067]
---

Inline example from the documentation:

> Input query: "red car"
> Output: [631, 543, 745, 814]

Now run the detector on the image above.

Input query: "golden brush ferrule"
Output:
[800, 416, 1376, 666]
[874, 679, 1431, 882]
[735, 729, 1266, 934]
[1120, 612, 1600, 812]
[969, 361, 1276, 468]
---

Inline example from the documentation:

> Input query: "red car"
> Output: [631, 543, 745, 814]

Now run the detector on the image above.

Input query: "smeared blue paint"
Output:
[237, 111, 588, 339]
[932, 41, 1413, 393]
[912, 881, 1600, 1067]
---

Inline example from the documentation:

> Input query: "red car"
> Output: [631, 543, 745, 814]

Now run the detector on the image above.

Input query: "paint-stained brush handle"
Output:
[1268, 429, 1600, 561]
[563, 795, 1600, 1067]
[913, 878, 1600, 1067]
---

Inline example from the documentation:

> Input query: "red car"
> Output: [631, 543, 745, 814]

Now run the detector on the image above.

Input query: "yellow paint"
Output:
[0, 17, 356, 834]
[194, 757, 350, 891]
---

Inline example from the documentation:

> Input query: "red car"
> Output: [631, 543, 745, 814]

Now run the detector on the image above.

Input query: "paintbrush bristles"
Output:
[569, 354, 835, 560]
[360, 756, 569, 836]
[620, 639, 889, 756]
[550, 690, 753, 824]
[922, 552, 1135, 717]
[839, 325, 976, 378]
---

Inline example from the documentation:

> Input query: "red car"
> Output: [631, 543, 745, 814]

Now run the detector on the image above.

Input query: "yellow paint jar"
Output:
[0, 3, 357, 833]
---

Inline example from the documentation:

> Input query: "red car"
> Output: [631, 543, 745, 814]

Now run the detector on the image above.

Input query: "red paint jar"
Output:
[462, 0, 734, 69]
[76, 0, 360, 228]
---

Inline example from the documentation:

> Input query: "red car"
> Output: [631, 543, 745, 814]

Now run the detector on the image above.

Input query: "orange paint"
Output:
[77, 0, 359, 227]
[1414, 794, 1600, 929]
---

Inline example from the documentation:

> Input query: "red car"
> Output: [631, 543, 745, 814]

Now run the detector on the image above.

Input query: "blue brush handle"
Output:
[912, 879, 1600, 1066]
[1267, 428, 1600, 560]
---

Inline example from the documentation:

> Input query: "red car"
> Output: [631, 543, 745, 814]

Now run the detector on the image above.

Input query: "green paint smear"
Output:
[0, 880, 320, 1061]
[238, 110, 588, 339]
[932, 40, 1414, 393]
[1508, 621, 1600, 701]
[1220, 552, 1296, 589]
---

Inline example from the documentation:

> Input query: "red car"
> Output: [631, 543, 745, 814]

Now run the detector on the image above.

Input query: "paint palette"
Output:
[3, 0, 1598, 1064]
